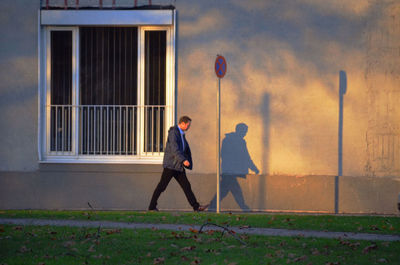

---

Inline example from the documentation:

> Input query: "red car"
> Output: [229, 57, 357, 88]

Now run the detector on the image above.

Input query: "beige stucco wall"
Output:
[0, 0, 399, 213]
[0, 0, 39, 171]
[176, 0, 400, 178]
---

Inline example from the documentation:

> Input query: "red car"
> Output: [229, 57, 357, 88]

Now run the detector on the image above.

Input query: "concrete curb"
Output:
[1, 218, 399, 242]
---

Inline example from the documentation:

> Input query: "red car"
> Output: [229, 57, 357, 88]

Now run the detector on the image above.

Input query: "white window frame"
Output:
[139, 26, 174, 158]
[38, 10, 176, 164]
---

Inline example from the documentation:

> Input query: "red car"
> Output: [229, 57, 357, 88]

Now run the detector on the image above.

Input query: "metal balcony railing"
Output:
[48, 104, 167, 157]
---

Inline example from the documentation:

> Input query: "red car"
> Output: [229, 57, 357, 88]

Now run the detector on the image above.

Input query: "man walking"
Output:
[148, 116, 208, 212]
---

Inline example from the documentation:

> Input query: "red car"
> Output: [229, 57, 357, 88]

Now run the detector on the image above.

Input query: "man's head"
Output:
[178, 116, 192, 131]
[235, 123, 248, 138]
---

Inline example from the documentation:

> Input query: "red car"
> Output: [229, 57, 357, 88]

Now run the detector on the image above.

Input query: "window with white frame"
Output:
[39, 10, 175, 163]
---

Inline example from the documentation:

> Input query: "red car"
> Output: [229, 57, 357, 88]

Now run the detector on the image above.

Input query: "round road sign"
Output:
[215, 55, 227, 78]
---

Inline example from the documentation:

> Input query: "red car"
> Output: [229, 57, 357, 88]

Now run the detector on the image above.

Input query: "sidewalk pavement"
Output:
[1, 218, 400, 242]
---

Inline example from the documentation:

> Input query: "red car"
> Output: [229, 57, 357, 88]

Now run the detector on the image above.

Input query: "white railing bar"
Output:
[157, 106, 160, 154]
[97, 107, 100, 154]
[99, 107, 101, 155]
[119, 106, 122, 155]
[67, 107, 71, 153]
[125, 106, 128, 155]
[93, 107, 95, 154]
[79, 106, 82, 154]
[134, 107, 136, 155]
[109, 107, 111, 155]
[86, 106, 89, 155]
[55, 106, 58, 153]
[63, 107, 66, 153]
[64, 106, 67, 153]
[143, 107, 146, 153]
[112, 106, 115, 155]
[97, 107, 100, 155]
[87, 107, 94, 155]
[62, 106, 65, 153]
[163, 106, 166, 153]
[61, 106, 63, 153]
[106, 106, 109, 155]
[151, 106, 154, 155]
[67, 106, 70, 152]
[87, 106, 90, 155]
[93, 107, 96, 154]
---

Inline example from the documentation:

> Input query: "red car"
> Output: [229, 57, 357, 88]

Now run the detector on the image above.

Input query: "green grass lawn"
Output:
[1, 224, 399, 265]
[1, 210, 399, 235]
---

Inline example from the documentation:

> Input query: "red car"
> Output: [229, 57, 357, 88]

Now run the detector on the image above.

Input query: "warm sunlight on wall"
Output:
[177, 0, 400, 177]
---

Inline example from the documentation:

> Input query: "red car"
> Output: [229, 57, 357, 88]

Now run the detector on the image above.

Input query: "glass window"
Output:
[43, 25, 173, 162]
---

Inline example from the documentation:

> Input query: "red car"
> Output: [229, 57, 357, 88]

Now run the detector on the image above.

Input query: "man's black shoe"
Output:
[195, 204, 209, 212]
[148, 208, 159, 212]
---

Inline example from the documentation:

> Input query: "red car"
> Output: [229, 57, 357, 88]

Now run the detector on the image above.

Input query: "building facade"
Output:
[1, 0, 399, 214]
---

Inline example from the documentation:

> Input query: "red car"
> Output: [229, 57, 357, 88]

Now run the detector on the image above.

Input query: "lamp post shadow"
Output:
[209, 123, 259, 211]
[336, 70, 347, 214]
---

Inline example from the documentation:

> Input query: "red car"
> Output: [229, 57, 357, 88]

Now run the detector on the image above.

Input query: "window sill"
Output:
[39, 155, 163, 164]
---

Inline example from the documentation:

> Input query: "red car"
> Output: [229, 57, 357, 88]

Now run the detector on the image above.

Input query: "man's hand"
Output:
[183, 160, 190, 167]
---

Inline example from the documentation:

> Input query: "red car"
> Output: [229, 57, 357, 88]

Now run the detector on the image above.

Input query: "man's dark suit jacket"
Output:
[163, 125, 193, 172]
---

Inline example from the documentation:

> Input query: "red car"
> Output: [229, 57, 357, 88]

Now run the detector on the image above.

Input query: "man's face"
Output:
[179, 121, 191, 132]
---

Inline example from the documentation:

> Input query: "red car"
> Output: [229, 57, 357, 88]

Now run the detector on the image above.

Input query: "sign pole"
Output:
[214, 55, 226, 214]
[217, 77, 221, 213]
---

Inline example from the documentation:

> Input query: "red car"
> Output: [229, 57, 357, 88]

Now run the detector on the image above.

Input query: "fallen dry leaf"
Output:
[189, 228, 198, 233]
[88, 244, 96, 252]
[181, 246, 196, 251]
[63, 241, 76, 248]
[104, 229, 121, 235]
[190, 257, 201, 264]
[206, 230, 215, 235]
[19, 246, 30, 253]
[293, 255, 308, 262]
[153, 257, 165, 264]
[363, 243, 378, 254]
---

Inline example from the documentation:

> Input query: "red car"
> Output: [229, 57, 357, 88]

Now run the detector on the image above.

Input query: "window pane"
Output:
[50, 31, 72, 152]
[80, 27, 138, 105]
[79, 27, 138, 155]
[145, 31, 166, 105]
[144, 31, 166, 153]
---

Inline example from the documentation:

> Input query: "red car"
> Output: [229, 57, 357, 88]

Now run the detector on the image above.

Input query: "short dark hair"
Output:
[179, 116, 192, 124]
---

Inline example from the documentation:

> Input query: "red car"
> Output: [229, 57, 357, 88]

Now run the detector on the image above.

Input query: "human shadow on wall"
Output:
[209, 123, 259, 211]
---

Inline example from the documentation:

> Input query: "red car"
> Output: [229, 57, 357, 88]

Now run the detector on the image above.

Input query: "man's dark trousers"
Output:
[149, 168, 200, 211]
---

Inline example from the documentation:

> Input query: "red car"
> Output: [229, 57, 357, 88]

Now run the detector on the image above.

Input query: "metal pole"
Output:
[216, 78, 221, 213]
